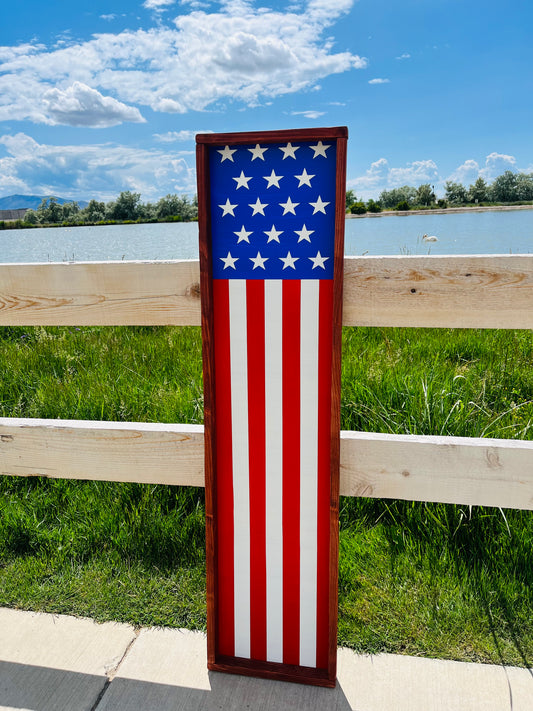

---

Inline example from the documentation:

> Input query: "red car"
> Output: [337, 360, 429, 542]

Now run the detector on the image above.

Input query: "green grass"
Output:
[1, 325, 533, 667]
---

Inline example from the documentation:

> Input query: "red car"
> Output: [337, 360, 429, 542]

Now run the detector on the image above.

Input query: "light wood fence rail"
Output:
[1, 255, 533, 511]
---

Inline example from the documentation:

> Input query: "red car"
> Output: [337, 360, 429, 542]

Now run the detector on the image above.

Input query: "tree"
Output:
[81, 199, 106, 223]
[345, 189, 357, 211]
[490, 170, 518, 202]
[156, 194, 197, 220]
[467, 177, 489, 203]
[36, 197, 63, 223]
[379, 186, 417, 209]
[107, 191, 142, 221]
[444, 181, 468, 205]
[23, 209, 38, 224]
[415, 183, 436, 206]
[61, 202, 80, 222]
[138, 202, 157, 221]
[515, 172, 533, 201]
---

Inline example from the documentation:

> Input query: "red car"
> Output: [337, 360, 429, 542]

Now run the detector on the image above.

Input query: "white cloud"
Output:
[368, 78, 390, 84]
[0, 132, 196, 201]
[0, 1, 366, 125]
[446, 159, 480, 186]
[143, 0, 176, 8]
[42, 82, 146, 127]
[291, 110, 326, 119]
[480, 152, 517, 181]
[446, 154, 519, 185]
[349, 157, 439, 199]
[396, 53, 410, 60]
[100, 14, 117, 21]
[153, 129, 213, 141]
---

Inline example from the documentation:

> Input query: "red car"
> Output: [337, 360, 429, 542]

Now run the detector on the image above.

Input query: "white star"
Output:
[264, 224, 283, 243]
[309, 195, 330, 214]
[218, 145, 237, 162]
[233, 171, 252, 189]
[234, 225, 252, 243]
[219, 198, 238, 216]
[249, 197, 268, 216]
[295, 168, 315, 187]
[263, 170, 283, 188]
[309, 141, 331, 158]
[279, 196, 299, 215]
[248, 144, 268, 161]
[280, 251, 299, 269]
[221, 252, 238, 269]
[279, 142, 299, 160]
[310, 251, 329, 269]
[295, 224, 314, 242]
[250, 251, 268, 270]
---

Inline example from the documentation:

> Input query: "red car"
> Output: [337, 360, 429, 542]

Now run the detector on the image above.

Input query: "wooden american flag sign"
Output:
[197, 127, 346, 687]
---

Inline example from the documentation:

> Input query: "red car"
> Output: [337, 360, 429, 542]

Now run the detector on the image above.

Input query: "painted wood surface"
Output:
[1, 254, 533, 328]
[197, 127, 346, 686]
[2, 419, 533, 511]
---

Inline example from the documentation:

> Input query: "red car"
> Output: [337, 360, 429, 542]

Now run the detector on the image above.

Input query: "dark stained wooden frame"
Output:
[196, 127, 347, 687]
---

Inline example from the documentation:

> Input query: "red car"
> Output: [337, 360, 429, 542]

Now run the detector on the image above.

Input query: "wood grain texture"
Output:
[0, 418, 204, 486]
[196, 140, 218, 666]
[327, 134, 347, 683]
[2, 254, 533, 328]
[340, 430, 533, 511]
[2, 419, 533, 511]
[342, 254, 533, 329]
[196, 126, 348, 146]
[0, 261, 201, 326]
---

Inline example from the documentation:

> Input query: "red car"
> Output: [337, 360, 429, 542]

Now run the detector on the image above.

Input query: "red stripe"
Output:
[213, 279, 234, 657]
[316, 280, 333, 669]
[282, 279, 301, 665]
[247, 280, 267, 661]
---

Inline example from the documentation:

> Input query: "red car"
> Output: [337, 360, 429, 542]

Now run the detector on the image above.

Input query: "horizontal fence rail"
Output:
[1, 255, 533, 328]
[1, 418, 533, 511]
[1, 255, 532, 513]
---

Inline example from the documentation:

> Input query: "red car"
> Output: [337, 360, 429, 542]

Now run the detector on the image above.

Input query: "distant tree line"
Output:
[21, 191, 198, 227]
[346, 170, 533, 214]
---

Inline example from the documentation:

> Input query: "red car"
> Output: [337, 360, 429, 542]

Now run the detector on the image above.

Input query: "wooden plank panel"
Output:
[340, 430, 533, 511]
[343, 254, 533, 329]
[1, 255, 533, 328]
[0, 261, 201, 326]
[0, 418, 204, 486]
[2, 419, 533, 510]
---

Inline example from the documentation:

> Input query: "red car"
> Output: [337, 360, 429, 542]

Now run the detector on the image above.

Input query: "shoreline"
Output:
[347, 204, 533, 218]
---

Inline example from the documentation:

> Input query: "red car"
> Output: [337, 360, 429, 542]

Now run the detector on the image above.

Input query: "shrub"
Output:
[350, 201, 367, 215]
[366, 199, 382, 213]
[394, 200, 411, 211]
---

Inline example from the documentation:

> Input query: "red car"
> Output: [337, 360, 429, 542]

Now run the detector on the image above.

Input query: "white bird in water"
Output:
[422, 233, 438, 242]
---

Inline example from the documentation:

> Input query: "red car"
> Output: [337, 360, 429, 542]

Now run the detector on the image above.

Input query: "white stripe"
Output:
[299, 279, 319, 668]
[265, 279, 284, 663]
[229, 279, 250, 659]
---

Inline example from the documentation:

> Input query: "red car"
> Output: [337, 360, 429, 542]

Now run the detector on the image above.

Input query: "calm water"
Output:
[1, 209, 532, 263]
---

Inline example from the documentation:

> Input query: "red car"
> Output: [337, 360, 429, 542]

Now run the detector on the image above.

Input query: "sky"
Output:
[0, 0, 532, 202]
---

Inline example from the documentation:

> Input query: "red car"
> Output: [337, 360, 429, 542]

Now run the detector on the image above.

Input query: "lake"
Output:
[1, 209, 533, 263]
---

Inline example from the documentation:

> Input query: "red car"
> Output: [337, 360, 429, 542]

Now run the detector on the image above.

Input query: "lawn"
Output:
[1, 325, 532, 667]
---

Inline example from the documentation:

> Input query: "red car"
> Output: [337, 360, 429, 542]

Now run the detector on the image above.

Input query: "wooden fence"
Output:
[1, 254, 533, 512]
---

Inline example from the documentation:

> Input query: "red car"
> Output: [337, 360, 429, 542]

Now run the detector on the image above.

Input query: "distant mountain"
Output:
[0, 194, 89, 210]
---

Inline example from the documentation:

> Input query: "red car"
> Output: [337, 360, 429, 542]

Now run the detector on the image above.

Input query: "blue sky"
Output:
[0, 0, 531, 202]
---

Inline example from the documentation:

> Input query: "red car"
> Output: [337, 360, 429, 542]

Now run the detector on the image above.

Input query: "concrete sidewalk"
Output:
[1, 607, 532, 711]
